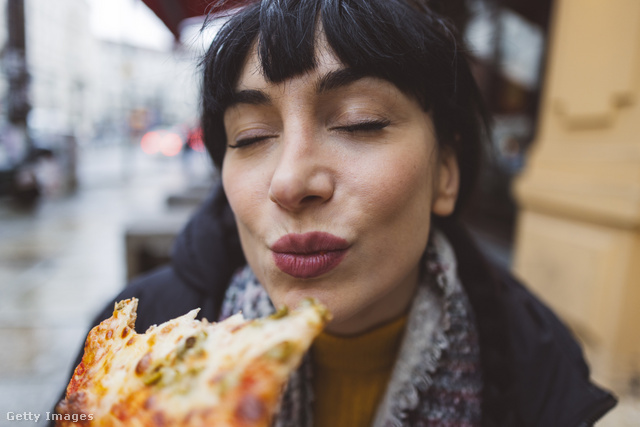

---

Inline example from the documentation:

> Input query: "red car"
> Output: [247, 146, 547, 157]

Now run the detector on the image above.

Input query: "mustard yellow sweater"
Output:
[311, 316, 407, 427]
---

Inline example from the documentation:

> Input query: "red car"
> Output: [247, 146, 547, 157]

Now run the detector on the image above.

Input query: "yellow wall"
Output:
[513, 0, 640, 393]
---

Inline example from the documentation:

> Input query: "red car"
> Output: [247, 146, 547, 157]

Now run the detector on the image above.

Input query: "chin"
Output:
[279, 286, 334, 312]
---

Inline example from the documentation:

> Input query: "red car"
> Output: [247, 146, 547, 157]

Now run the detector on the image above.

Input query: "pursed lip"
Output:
[271, 232, 350, 279]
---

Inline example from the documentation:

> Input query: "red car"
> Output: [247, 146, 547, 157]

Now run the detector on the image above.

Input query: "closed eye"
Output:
[228, 135, 274, 149]
[334, 119, 390, 133]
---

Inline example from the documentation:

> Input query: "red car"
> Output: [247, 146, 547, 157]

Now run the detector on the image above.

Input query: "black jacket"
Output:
[53, 187, 617, 426]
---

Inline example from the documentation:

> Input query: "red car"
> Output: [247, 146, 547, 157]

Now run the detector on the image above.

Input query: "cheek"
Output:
[222, 158, 266, 221]
[222, 162, 265, 279]
[356, 146, 435, 229]
[222, 156, 279, 276]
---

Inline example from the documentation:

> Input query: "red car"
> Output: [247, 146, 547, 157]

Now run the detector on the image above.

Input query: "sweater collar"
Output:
[312, 315, 408, 372]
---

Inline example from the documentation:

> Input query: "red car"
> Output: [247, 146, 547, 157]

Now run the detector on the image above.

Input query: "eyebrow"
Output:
[228, 68, 371, 108]
[315, 68, 370, 93]
[227, 89, 272, 107]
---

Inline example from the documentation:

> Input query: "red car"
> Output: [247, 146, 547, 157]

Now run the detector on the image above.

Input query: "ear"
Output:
[431, 147, 460, 217]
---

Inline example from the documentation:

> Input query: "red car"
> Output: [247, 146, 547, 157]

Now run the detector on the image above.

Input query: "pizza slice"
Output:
[54, 298, 330, 426]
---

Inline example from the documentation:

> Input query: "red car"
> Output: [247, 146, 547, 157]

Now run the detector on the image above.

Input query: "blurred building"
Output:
[89, 39, 199, 144]
[24, 0, 93, 140]
[0, 0, 202, 201]
[21, 0, 199, 142]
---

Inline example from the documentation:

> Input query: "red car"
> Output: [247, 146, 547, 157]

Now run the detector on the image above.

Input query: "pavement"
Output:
[0, 143, 637, 426]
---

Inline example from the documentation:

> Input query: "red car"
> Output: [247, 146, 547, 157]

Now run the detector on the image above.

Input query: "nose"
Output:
[269, 132, 334, 212]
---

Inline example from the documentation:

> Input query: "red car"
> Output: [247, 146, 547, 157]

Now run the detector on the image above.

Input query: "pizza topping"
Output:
[135, 353, 152, 375]
[143, 396, 155, 410]
[152, 411, 167, 426]
[265, 341, 295, 362]
[236, 394, 267, 422]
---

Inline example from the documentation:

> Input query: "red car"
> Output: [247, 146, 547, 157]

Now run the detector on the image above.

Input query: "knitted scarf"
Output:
[219, 230, 483, 427]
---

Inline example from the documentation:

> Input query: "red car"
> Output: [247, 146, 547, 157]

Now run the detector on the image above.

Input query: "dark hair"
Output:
[200, 0, 489, 216]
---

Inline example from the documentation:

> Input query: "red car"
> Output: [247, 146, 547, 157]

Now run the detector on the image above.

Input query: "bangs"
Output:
[254, 0, 458, 109]
[257, 0, 319, 81]
[204, 0, 462, 109]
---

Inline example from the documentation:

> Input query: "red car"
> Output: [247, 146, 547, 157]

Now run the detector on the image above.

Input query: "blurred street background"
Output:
[0, 0, 218, 422]
[0, 0, 638, 425]
[0, 141, 214, 421]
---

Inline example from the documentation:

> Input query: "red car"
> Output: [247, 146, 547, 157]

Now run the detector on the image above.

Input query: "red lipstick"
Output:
[271, 232, 349, 279]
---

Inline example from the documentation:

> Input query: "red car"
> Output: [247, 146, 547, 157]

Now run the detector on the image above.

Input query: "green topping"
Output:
[265, 341, 295, 362]
[141, 332, 207, 388]
[142, 368, 162, 385]
[269, 306, 289, 320]
[175, 330, 207, 360]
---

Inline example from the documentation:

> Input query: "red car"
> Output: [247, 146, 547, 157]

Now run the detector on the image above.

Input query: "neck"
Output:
[325, 264, 419, 336]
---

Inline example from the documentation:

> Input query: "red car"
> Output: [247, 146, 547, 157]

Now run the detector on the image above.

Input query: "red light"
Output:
[141, 131, 160, 154]
[160, 132, 183, 157]
[188, 128, 205, 152]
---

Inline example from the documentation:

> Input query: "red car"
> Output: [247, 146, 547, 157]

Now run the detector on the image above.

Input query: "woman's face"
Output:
[222, 43, 459, 335]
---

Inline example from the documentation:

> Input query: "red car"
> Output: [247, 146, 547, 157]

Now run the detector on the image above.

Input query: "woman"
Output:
[55, 0, 616, 425]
